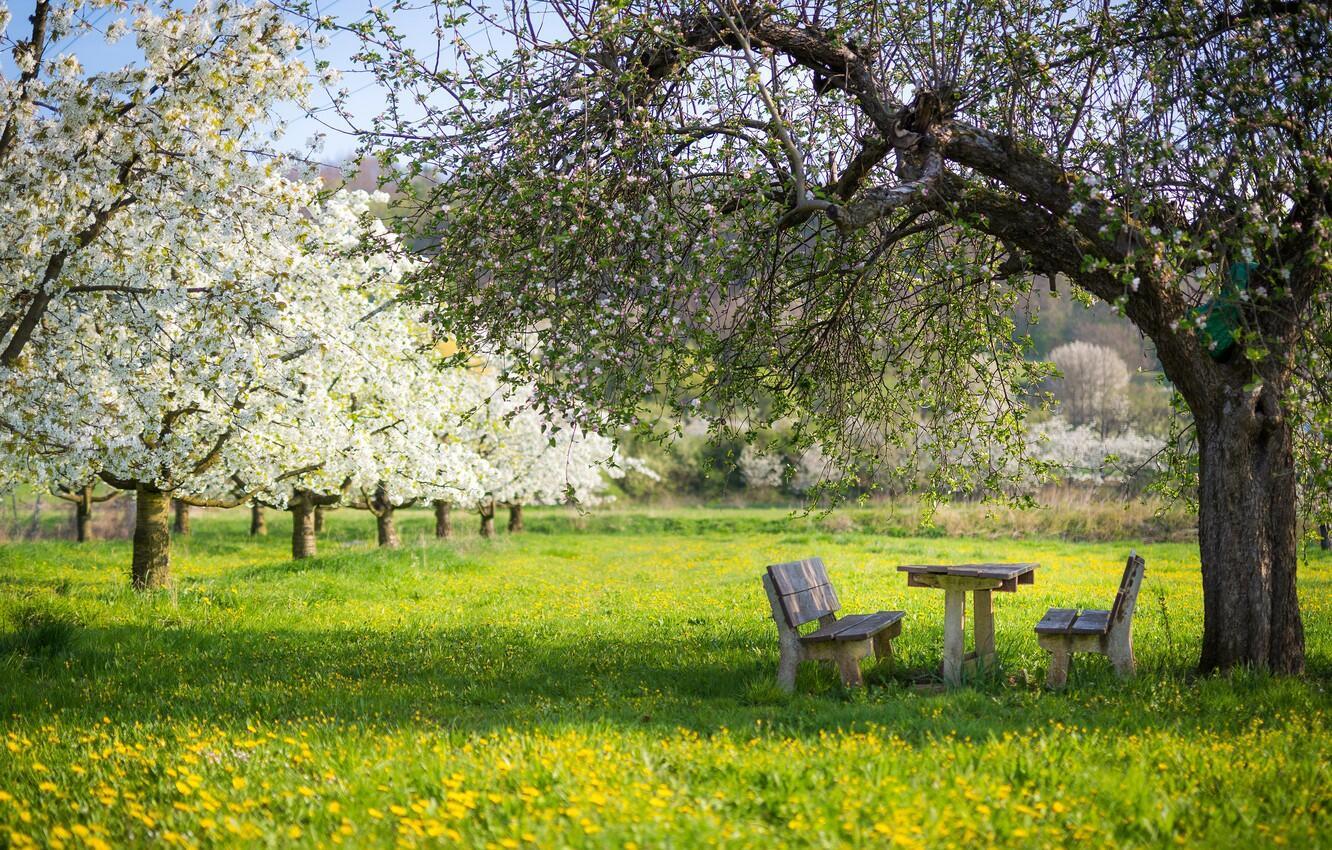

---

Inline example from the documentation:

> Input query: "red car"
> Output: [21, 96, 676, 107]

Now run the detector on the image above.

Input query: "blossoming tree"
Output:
[465, 379, 632, 536]
[0, 189, 453, 585]
[361, 0, 1332, 673]
[0, 0, 312, 366]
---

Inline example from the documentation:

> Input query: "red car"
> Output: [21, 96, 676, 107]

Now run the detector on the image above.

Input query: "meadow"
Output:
[1, 507, 1329, 849]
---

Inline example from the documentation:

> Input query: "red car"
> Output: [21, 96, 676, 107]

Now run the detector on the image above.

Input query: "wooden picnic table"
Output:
[897, 563, 1039, 686]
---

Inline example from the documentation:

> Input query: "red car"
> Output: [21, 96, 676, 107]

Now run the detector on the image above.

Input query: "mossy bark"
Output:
[132, 485, 171, 590]
[172, 499, 191, 535]
[1196, 399, 1303, 673]
[433, 500, 452, 539]
[74, 486, 92, 543]
[291, 496, 317, 560]
[376, 507, 400, 549]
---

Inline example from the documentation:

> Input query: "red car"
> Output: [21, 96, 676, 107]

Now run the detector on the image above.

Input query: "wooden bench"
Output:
[762, 557, 905, 691]
[1035, 552, 1146, 687]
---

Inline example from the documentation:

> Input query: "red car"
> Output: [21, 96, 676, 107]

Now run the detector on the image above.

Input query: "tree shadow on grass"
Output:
[3, 617, 1326, 745]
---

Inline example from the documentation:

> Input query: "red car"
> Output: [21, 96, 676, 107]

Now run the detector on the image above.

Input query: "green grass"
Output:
[0, 507, 1329, 849]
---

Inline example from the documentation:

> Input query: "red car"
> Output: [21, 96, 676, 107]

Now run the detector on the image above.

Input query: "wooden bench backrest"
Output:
[766, 557, 841, 629]
[1109, 552, 1146, 627]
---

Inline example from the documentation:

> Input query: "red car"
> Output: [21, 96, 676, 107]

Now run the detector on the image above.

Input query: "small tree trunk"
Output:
[314, 505, 326, 533]
[22, 494, 43, 540]
[508, 503, 524, 533]
[132, 485, 171, 590]
[172, 499, 191, 536]
[250, 504, 267, 536]
[371, 483, 400, 548]
[1319, 523, 1330, 552]
[291, 496, 317, 560]
[479, 500, 495, 538]
[74, 486, 93, 543]
[433, 500, 452, 539]
[1196, 392, 1304, 674]
[376, 506, 400, 548]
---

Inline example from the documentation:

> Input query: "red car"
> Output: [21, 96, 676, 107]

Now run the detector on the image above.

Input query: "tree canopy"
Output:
[358, 0, 1332, 672]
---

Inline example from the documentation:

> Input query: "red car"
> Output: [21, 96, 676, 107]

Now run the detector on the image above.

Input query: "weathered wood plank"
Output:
[1034, 607, 1078, 634]
[928, 574, 1004, 592]
[802, 613, 868, 642]
[1109, 554, 1146, 625]
[942, 589, 966, 686]
[803, 610, 906, 643]
[776, 581, 840, 628]
[1070, 609, 1111, 635]
[974, 590, 995, 657]
[898, 563, 1038, 581]
[767, 558, 832, 596]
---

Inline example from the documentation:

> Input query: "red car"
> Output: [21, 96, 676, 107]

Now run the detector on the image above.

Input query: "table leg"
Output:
[943, 589, 966, 686]
[974, 589, 996, 669]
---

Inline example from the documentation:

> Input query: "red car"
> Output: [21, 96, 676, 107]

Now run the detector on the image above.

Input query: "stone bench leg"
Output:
[872, 630, 895, 667]
[1046, 641, 1071, 689]
[1106, 629, 1135, 677]
[835, 645, 865, 688]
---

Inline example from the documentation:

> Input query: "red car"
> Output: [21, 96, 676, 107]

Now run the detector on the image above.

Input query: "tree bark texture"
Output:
[291, 496, 317, 560]
[479, 500, 496, 538]
[508, 503, 524, 533]
[433, 500, 452, 539]
[74, 487, 92, 543]
[1195, 388, 1304, 674]
[314, 505, 326, 533]
[172, 499, 190, 535]
[132, 485, 171, 590]
[371, 483, 400, 549]
[250, 504, 267, 536]
[376, 506, 400, 549]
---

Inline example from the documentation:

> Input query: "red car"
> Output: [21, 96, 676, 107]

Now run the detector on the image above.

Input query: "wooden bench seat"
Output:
[1035, 608, 1111, 635]
[801, 610, 907, 643]
[762, 557, 905, 691]
[1036, 553, 1145, 687]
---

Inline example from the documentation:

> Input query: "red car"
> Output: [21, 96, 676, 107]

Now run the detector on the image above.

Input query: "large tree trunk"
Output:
[1195, 392, 1304, 674]
[1319, 524, 1330, 552]
[508, 503, 524, 533]
[314, 505, 326, 533]
[74, 486, 92, 543]
[479, 500, 495, 538]
[291, 496, 317, 559]
[433, 500, 452, 539]
[172, 499, 191, 535]
[132, 485, 171, 590]
[250, 503, 267, 536]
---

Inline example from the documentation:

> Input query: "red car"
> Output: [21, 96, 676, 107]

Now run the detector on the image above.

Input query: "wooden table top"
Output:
[897, 563, 1039, 581]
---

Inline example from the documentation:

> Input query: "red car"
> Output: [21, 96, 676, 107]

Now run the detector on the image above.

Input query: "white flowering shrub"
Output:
[467, 377, 635, 510]
[1049, 342, 1131, 435]
[1031, 417, 1165, 485]
[738, 445, 783, 489]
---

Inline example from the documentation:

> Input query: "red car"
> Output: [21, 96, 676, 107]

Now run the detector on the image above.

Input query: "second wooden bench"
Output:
[762, 557, 905, 691]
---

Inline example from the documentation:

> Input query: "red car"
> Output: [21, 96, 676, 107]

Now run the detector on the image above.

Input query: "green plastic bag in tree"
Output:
[1191, 262, 1253, 362]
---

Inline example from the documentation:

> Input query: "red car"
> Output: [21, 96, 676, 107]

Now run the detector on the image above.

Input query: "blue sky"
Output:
[1, 0, 393, 163]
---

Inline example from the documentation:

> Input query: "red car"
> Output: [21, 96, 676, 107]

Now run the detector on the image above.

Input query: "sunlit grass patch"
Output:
[0, 507, 1328, 848]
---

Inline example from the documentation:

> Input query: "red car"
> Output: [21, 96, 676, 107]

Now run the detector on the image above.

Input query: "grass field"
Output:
[1, 507, 1330, 849]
